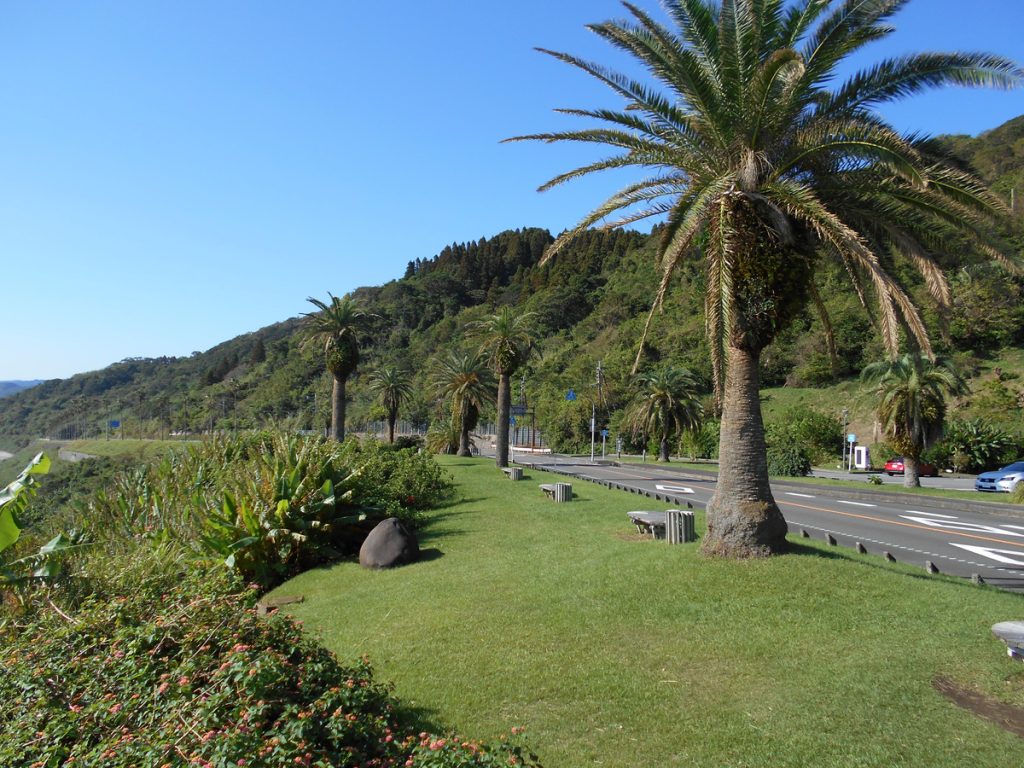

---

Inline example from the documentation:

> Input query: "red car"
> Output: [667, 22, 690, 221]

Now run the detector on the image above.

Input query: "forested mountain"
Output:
[936, 115, 1024, 216]
[0, 381, 41, 399]
[2, 116, 1023, 453]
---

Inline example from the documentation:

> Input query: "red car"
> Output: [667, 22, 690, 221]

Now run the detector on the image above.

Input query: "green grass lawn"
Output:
[274, 457, 1024, 766]
[63, 437, 195, 460]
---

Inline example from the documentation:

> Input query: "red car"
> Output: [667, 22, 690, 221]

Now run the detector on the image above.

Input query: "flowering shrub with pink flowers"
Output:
[0, 549, 541, 767]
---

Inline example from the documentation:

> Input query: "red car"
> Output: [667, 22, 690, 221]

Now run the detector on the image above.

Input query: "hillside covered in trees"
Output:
[2, 116, 1024, 463]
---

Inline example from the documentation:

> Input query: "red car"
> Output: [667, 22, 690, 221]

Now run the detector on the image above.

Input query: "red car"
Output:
[884, 457, 938, 477]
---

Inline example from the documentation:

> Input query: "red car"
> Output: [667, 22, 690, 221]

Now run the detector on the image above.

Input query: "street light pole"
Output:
[841, 408, 849, 468]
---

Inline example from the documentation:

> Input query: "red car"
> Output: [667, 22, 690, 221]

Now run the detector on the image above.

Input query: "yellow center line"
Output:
[780, 499, 1024, 550]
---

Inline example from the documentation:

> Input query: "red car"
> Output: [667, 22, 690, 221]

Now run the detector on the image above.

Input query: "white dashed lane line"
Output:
[836, 500, 876, 508]
[785, 492, 815, 498]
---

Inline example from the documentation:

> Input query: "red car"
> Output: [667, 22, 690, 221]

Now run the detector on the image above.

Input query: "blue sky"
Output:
[2, 0, 1023, 380]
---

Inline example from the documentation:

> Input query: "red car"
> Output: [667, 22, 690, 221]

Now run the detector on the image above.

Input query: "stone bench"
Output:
[628, 509, 696, 543]
[992, 621, 1024, 661]
[502, 466, 523, 481]
[540, 482, 572, 502]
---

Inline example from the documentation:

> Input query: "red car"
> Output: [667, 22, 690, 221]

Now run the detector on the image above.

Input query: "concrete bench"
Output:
[992, 621, 1024, 661]
[502, 466, 523, 481]
[628, 510, 695, 543]
[540, 482, 572, 502]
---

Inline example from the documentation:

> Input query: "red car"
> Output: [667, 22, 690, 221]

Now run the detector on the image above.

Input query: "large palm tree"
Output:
[302, 294, 370, 442]
[509, 0, 1020, 557]
[861, 353, 965, 487]
[470, 307, 536, 467]
[369, 366, 414, 443]
[431, 351, 494, 457]
[625, 366, 704, 461]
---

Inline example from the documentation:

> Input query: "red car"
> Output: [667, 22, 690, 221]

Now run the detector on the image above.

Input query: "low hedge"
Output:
[0, 552, 541, 768]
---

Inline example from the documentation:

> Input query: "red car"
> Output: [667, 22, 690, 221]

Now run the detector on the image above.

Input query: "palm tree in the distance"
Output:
[625, 366, 703, 462]
[370, 366, 414, 444]
[508, 0, 1021, 557]
[862, 353, 965, 488]
[302, 294, 371, 442]
[471, 307, 536, 468]
[432, 351, 494, 457]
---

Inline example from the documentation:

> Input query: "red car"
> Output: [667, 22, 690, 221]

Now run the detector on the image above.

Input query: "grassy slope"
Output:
[0, 438, 191, 486]
[62, 437, 193, 461]
[275, 457, 1024, 767]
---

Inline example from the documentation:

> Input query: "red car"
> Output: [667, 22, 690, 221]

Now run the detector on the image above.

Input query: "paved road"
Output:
[507, 451, 1024, 593]
[809, 467, 976, 491]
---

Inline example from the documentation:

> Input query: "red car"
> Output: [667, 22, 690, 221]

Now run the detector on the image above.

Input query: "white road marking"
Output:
[899, 514, 1024, 537]
[904, 511, 956, 518]
[785, 492, 815, 498]
[655, 484, 694, 494]
[949, 544, 1024, 566]
[1004, 525, 1024, 532]
[837, 500, 876, 508]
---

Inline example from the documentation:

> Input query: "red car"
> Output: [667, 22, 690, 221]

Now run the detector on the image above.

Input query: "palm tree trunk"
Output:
[659, 403, 670, 461]
[903, 455, 921, 488]
[457, 401, 473, 457]
[702, 343, 788, 557]
[458, 427, 472, 456]
[496, 372, 511, 467]
[330, 375, 346, 442]
[387, 413, 396, 443]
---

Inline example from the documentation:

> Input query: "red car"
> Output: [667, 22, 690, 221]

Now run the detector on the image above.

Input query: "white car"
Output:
[974, 461, 1024, 493]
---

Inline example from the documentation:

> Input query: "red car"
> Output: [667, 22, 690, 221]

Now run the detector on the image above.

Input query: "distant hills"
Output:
[0, 381, 42, 399]
[1, 115, 1022, 450]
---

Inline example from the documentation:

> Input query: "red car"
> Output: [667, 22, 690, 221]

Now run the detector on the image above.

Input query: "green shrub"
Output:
[77, 432, 453, 588]
[927, 418, 1019, 473]
[765, 436, 812, 477]
[678, 419, 719, 460]
[337, 438, 453, 518]
[765, 407, 842, 466]
[391, 435, 424, 451]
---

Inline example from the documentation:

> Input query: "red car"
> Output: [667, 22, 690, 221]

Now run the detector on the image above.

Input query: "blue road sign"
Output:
[847, 433, 856, 443]
[566, 389, 577, 401]
[601, 429, 609, 438]
[110, 420, 121, 428]
[511, 405, 527, 416]
[509, 416, 516, 426]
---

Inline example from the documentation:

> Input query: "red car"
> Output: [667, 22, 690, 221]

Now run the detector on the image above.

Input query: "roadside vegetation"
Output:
[0, 435, 542, 767]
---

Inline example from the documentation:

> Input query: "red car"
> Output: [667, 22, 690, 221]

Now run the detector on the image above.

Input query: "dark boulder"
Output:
[359, 517, 419, 569]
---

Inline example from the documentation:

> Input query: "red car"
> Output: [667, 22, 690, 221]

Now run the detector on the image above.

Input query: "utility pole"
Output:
[591, 360, 605, 463]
